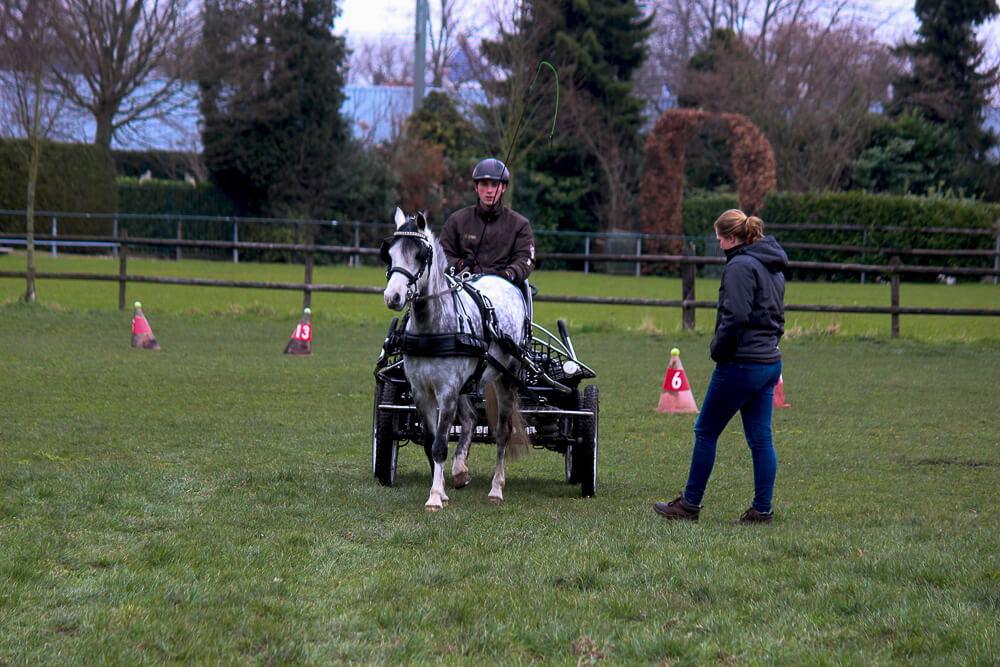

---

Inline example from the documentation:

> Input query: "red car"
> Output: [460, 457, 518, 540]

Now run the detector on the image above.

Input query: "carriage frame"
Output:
[372, 316, 600, 496]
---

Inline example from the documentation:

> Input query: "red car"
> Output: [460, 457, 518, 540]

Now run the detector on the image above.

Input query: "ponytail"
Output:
[714, 209, 764, 244]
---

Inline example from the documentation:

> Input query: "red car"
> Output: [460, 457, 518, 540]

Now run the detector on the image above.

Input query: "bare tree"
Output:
[680, 18, 899, 190]
[349, 40, 413, 85]
[562, 89, 639, 230]
[49, 0, 199, 149]
[461, 0, 562, 194]
[426, 0, 465, 87]
[347, 0, 468, 88]
[638, 0, 887, 109]
[0, 0, 66, 302]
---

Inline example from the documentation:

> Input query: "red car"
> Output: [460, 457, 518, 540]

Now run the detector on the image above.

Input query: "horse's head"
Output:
[382, 207, 435, 311]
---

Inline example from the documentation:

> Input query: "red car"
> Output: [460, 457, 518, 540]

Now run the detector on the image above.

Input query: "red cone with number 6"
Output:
[656, 347, 698, 413]
[284, 307, 312, 356]
[773, 373, 790, 408]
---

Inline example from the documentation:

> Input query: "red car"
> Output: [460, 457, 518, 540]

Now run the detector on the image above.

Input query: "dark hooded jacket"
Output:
[710, 235, 788, 364]
[440, 203, 534, 283]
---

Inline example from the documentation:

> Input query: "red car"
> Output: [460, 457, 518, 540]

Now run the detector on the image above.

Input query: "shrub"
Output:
[0, 139, 117, 235]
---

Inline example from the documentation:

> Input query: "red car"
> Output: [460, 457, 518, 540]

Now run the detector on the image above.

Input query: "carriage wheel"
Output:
[371, 378, 386, 474]
[373, 381, 401, 486]
[578, 384, 599, 497]
[564, 442, 576, 483]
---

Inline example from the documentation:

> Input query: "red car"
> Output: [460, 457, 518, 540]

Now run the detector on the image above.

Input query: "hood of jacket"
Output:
[726, 235, 788, 273]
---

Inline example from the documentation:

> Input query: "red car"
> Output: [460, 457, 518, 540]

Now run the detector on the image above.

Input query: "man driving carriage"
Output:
[440, 158, 535, 284]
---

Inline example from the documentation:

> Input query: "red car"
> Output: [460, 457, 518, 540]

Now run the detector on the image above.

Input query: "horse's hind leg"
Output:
[451, 394, 476, 489]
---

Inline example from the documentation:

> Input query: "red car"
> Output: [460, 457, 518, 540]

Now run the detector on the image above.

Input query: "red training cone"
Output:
[131, 301, 160, 350]
[656, 347, 699, 414]
[773, 373, 790, 408]
[283, 307, 312, 356]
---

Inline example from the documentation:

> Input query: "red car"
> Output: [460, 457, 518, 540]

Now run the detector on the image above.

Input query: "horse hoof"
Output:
[425, 504, 441, 512]
[489, 496, 502, 504]
[453, 472, 471, 489]
[441, 498, 449, 507]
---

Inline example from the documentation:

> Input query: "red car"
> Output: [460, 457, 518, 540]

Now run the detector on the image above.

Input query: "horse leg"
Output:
[451, 394, 476, 489]
[488, 381, 516, 504]
[419, 394, 459, 512]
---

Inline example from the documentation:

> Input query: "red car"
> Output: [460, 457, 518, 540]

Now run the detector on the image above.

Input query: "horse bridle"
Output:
[381, 230, 434, 302]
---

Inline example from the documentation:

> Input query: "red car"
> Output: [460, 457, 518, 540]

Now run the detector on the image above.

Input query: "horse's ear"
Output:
[416, 211, 428, 231]
[394, 207, 406, 229]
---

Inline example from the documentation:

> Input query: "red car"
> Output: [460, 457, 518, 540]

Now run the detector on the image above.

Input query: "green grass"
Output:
[1, 257, 999, 664]
[2, 253, 999, 343]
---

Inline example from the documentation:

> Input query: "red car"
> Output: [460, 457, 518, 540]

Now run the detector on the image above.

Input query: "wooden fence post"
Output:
[993, 220, 999, 286]
[890, 255, 901, 338]
[175, 220, 183, 261]
[118, 229, 128, 310]
[682, 242, 696, 331]
[303, 229, 314, 310]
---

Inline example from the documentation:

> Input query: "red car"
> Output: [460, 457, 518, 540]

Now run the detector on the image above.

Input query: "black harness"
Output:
[381, 225, 526, 393]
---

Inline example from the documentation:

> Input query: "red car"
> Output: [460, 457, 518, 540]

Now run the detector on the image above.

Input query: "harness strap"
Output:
[399, 332, 488, 357]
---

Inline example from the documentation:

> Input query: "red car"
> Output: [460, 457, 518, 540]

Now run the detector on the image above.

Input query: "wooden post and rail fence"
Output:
[2, 227, 999, 338]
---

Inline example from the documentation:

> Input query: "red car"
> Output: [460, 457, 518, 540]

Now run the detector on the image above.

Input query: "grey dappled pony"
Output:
[382, 208, 527, 511]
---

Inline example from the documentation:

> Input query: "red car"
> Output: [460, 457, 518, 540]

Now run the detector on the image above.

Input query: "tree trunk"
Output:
[94, 111, 113, 149]
[24, 64, 45, 304]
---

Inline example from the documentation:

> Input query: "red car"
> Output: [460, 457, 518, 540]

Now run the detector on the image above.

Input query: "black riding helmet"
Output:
[472, 158, 510, 184]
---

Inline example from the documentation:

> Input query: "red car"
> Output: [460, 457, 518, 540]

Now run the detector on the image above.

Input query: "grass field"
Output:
[1, 256, 999, 664]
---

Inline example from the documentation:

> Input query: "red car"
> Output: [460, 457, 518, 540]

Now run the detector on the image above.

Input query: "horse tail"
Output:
[508, 394, 531, 459]
[484, 384, 531, 459]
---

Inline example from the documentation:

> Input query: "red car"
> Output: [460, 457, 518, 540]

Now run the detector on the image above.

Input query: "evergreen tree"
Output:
[479, 0, 652, 234]
[198, 0, 349, 217]
[888, 0, 999, 163]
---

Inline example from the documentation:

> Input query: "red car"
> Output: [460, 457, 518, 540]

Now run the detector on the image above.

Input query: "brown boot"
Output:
[653, 495, 701, 521]
[731, 507, 773, 524]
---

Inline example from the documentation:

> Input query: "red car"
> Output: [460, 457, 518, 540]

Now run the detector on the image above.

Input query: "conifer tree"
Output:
[199, 0, 349, 217]
[889, 0, 999, 162]
[479, 0, 652, 233]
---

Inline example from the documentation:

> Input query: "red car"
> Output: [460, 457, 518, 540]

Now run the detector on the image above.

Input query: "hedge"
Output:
[112, 150, 202, 181]
[118, 178, 240, 218]
[0, 139, 117, 235]
[681, 191, 999, 280]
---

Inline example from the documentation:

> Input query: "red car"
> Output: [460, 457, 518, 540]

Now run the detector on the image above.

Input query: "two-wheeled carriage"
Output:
[372, 316, 599, 496]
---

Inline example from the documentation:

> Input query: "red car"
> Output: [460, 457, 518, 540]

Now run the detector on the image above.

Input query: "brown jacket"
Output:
[440, 204, 535, 283]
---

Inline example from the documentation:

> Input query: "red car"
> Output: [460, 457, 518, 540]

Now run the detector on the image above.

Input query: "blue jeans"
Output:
[684, 360, 782, 513]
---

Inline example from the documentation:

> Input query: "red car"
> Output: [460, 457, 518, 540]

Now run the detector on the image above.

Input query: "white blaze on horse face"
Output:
[383, 243, 410, 311]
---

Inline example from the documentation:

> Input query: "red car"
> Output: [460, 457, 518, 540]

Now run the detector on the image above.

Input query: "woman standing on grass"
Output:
[654, 209, 788, 524]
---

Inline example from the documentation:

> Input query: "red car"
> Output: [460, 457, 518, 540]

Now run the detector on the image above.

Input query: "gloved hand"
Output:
[455, 256, 475, 274]
[503, 268, 516, 282]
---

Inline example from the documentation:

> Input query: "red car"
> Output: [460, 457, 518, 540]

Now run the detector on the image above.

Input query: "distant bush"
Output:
[0, 139, 117, 235]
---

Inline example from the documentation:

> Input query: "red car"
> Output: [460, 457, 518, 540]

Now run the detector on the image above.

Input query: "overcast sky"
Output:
[333, 0, 999, 61]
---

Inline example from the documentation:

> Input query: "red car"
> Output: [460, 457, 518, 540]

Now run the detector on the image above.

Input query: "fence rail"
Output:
[2, 233, 999, 338]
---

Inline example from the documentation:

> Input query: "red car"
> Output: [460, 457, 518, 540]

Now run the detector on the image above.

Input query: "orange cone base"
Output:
[656, 390, 699, 414]
[132, 332, 160, 350]
[283, 339, 311, 356]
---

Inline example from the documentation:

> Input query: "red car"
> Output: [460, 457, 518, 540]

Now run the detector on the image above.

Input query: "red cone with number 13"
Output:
[284, 307, 312, 356]
[656, 347, 698, 413]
